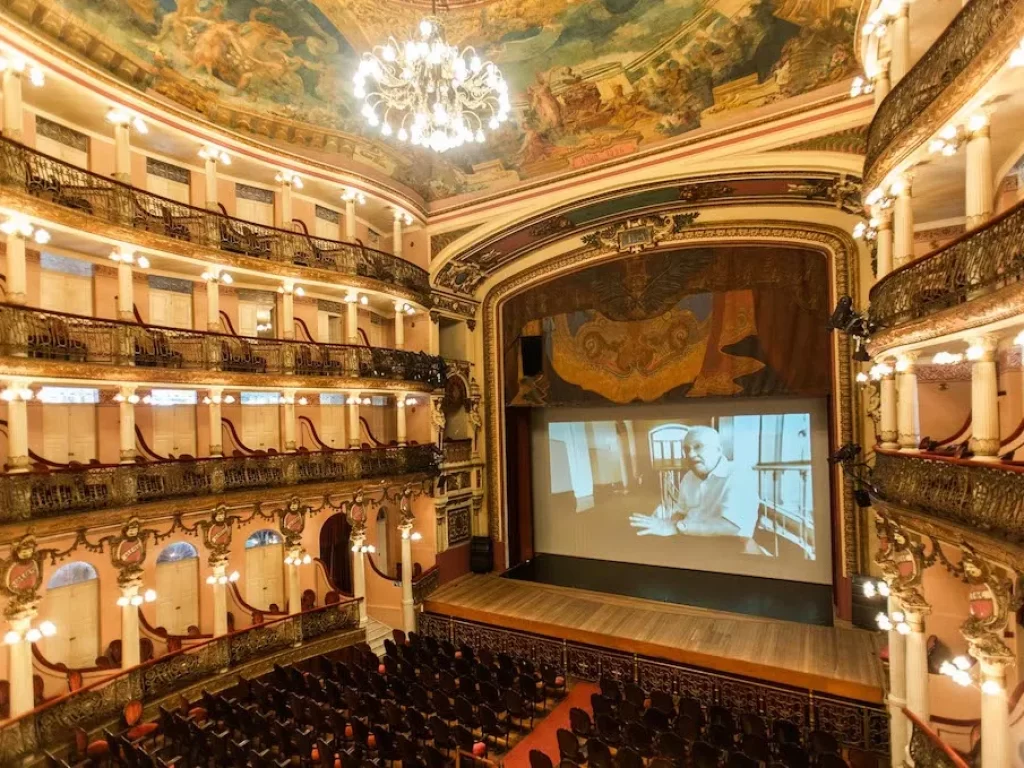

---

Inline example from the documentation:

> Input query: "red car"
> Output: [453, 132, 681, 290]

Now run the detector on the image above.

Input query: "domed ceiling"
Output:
[11, 0, 859, 202]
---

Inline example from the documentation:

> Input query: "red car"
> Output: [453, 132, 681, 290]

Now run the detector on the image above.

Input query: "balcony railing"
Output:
[0, 136, 430, 300]
[871, 449, 1024, 544]
[443, 438, 474, 464]
[0, 598, 361, 764]
[0, 444, 440, 523]
[905, 709, 971, 768]
[864, 0, 1016, 182]
[868, 199, 1024, 330]
[0, 303, 446, 387]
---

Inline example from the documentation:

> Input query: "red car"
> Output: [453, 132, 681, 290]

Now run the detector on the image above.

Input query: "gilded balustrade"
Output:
[871, 450, 1024, 544]
[0, 136, 430, 300]
[868, 200, 1024, 330]
[0, 444, 440, 522]
[864, 0, 1022, 188]
[0, 599, 361, 764]
[0, 303, 446, 386]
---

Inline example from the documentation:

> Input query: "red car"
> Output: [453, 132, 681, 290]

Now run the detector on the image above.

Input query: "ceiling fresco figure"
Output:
[21, 0, 858, 201]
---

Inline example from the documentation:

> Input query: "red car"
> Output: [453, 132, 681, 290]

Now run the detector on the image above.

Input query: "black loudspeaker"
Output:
[521, 336, 543, 377]
[470, 536, 494, 574]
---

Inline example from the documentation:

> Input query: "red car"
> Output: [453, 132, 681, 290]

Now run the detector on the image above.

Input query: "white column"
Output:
[346, 294, 360, 345]
[875, 209, 894, 281]
[118, 385, 138, 463]
[893, 178, 914, 269]
[980, 659, 1010, 768]
[206, 276, 221, 331]
[285, 545, 302, 615]
[207, 388, 223, 457]
[887, 594, 909, 767]
[2, 69, 24, 140]
[277, 175, 296, 228]
[282, 391, 297, 451]
[210, 557, 229, 637]
[896, 353, 920, 451]
[965, 120, 993, 230]
[428, 312, 440, 356]
[281, 287, 295, 340]
[120, 580, 142, 668]
[394, 303, 405, 349]
[873, 60, 891, 105]
[397, 395, 408, 446]
[904, 609, 931, 727]
[113, 122, 132, 183]
[4, 232, 26, 305]
[117, 260, 135, 322]
[6, 608, 36, 717]
[889, 5, 911, 84]
[969, 336, 1000, 461]
[350, 530, 368, 628]
[5, 384, 29, 472]
[879, 363, 899, 449]
[392, 210, 405, 258]
[344, 199, 357, 241]
[348, 393, 361, 449]
[203, 157, 219, 211]
[399, 523, 416, 633]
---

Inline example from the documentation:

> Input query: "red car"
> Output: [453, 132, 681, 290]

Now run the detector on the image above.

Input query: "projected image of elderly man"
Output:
[629, 426, 761, 550]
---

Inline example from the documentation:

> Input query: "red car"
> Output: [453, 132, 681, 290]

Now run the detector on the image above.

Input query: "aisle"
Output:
[503, 683, 598, 768]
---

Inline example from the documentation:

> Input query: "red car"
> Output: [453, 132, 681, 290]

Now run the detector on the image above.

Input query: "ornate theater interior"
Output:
[0, 0, 1018, 766]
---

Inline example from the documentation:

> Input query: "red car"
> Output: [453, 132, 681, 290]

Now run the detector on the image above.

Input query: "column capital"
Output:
[967, 335, 999, 360]
[895, 351, 919, 372]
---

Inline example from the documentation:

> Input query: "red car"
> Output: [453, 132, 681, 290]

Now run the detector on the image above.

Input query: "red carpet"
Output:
[503, 683, 599, 768]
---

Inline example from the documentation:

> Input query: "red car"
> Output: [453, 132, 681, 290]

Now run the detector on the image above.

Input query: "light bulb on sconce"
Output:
[106, 107, 148, 134]
[275, 170, 304, 189]
[198, 145, 231, 165]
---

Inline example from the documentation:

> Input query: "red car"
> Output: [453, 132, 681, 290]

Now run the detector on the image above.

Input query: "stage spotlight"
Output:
[853, 340, 871, 362]
[854, 489, 872, 508]
[828, 442, 862, 465]
[828, 296, 874, 338]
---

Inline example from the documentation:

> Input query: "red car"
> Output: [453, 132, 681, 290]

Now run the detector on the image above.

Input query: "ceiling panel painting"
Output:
[8, 0, 860, 202]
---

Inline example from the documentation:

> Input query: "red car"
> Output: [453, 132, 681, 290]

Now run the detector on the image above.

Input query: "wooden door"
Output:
[155, 557, 200, 634]
[245, 543, 285, 611]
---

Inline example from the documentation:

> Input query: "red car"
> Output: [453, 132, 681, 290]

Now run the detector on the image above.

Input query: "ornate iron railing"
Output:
[419, 613, 890, 759]
[0, 444, 440, 522]
[905, 709, 971, 768]
[0, 303, 445, 386]
[443, 439, 474, 465]
[868, 199, 1024, 329]
[0, 136, 429, 300]
[871, 450, 1024, 543]
[0, 599, 361, 764]
[864, 0, 1018, 181]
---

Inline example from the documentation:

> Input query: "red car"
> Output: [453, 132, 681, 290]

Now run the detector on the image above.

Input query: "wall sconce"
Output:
[395, 301, 415, 315]
[4, 620, 56, 645]
[206, 571, 240, 586]
[931, 351, 963, 365]
[849, 75, 875, 98]
[198, 145, 231, 165]
[1, 213, 50, 244]
[401, 528, 422, 541]
[345, 292, 369, 305]
[284, 550, 313, 566]
[117, 589, 157, 607]
[852, 218, 879, 241]
[0, 47, 44, 87]
[275, 170, 304, 189]
[105, 107, 147, 134]
[202, 393, 236, 405]
[393, 208, 414, 226]
[110, 247, 149, 269]
[868, 362, 893, 380]
[279, 283, 305, 297]
[353, 543, 377, 554]
[341, 188, 367, 205]
[875, 609, 910, 634]
[114, 392, 141, 404]
[201, 268, 232, 284]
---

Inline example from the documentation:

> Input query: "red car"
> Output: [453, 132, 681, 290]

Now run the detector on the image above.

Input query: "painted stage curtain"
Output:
[503, 246, 831, 406]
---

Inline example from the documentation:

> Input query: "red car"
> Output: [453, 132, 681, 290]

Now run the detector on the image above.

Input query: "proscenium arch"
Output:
[478, 220, 862, 577]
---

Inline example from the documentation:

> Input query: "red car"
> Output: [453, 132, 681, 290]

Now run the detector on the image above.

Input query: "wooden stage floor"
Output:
[424, 574, 886, 704]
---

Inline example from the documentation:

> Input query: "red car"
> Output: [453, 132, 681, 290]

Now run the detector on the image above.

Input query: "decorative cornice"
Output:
[770, 126, 868, 155]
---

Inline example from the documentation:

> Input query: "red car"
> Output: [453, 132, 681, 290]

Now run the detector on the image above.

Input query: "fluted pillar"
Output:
[282, 390, 297, 451]
[392, 210, 405, 258]
[889, 5, 911, 84]
[346, 293, 360, 345]
[979, 658, 1011, 768]
[4, 381, 30, 472]
[896, 353, 920, 451]
[904, 608, 931, 727]
[210, 557, 229, 637]
[397, 395, 408, 446]
[206, 388, 223, 457]
[6, 607, 36, 716]
[893, 178, 914, 269]
[281, 286, 296, 340]
[4, 230, 26, 305]
[394, 303, 405, 350]
[887, 594, 908, 768]
[278, 176, 295, 227]
[205, 273, 222, 331]
[350, 530, 368, 628]
[965, 119, 993, 230]
[428, 312, 440, 356]
[344, 198, 357, 241]
[873, 60, 891, 105]
[2, 68, 24, 140]
[119, 579, 142, 668]
[117, 259, 135, 321]
[875, 209, 894, 281]
[203, 155, 219, 211]
[285, 545, 302, 615]
[348, 393, 362, 449]
[968, 336, 1000, 461]
[118, 385, 138, 463]
[879, 362, 899, 449]
[399, 522, 416, 633]
[113, 122, 132, 183]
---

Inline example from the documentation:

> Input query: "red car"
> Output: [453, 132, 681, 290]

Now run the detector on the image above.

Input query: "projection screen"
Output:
[530, 398, 833, 584]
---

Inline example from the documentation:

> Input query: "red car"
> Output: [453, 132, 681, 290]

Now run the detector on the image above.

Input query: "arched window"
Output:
[46, 561, 98, 590]
[156, 541, 199, 564]
[245, 529, 282, 549]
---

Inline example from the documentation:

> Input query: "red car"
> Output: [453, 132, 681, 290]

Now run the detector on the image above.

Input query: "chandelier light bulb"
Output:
[229, 571, 239, 582]
[3, 630, 20, 645]
[24, 628, 41, 643]
[982, 679, 1003, 695]
[199, 145, 231, 165]
[206, 575, 216, 585]
[117, 596, 129, 607]
[952, 655, 972, 671]
[862, 581, 877, 598]
[39, 620, 57, 637]
[144, 589, 157, 602]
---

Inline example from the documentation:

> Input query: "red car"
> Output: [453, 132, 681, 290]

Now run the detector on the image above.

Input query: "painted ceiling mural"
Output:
[18, 0, 859, 201]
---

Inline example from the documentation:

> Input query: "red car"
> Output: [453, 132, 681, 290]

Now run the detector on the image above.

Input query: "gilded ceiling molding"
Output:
[479, 219, 861, 573]
[769, 126, 868, 155]
[863, 0, 1024, 191]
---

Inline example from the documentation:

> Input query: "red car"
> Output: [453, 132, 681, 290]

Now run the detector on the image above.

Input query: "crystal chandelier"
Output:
[353, 1, 510, 153]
